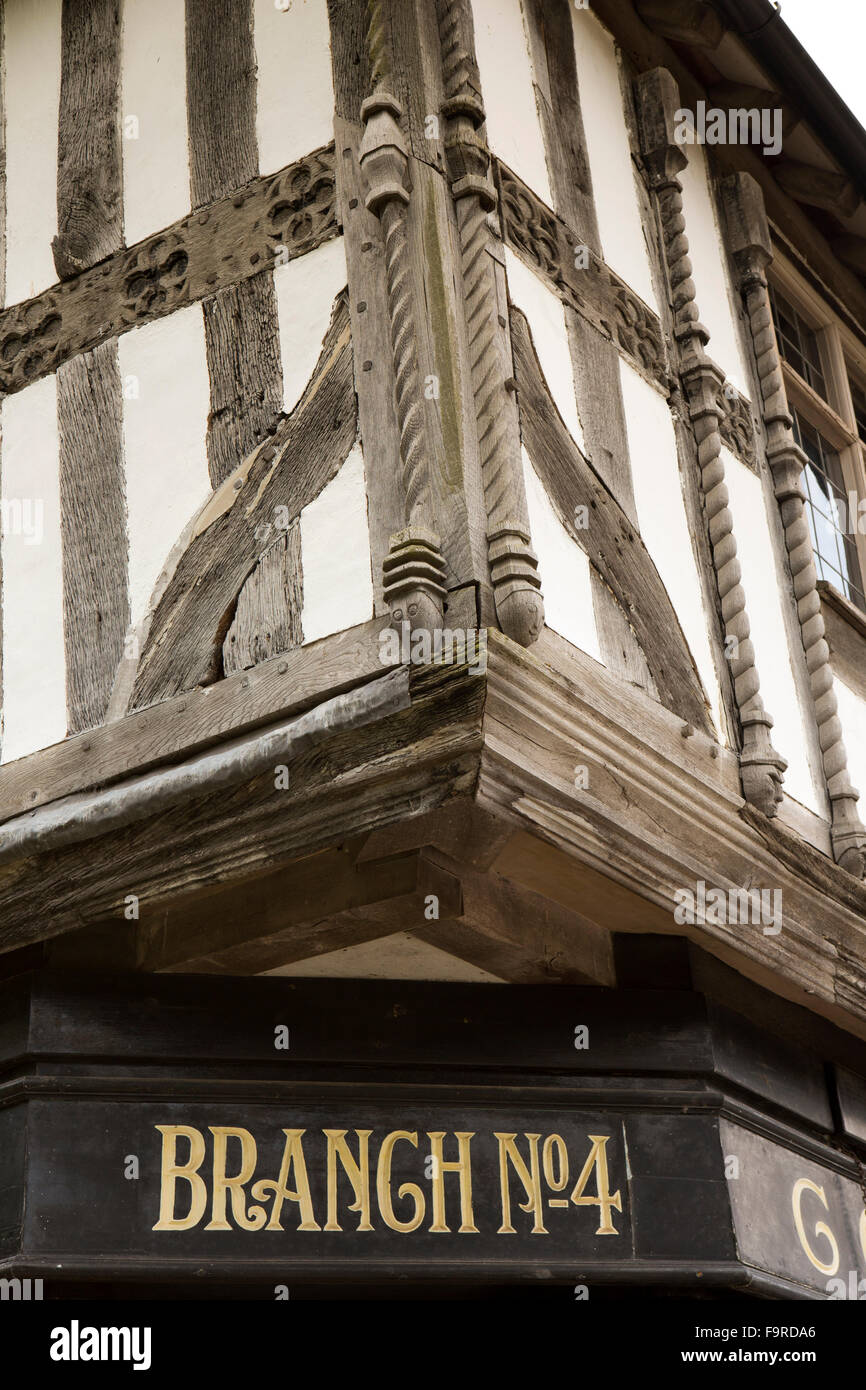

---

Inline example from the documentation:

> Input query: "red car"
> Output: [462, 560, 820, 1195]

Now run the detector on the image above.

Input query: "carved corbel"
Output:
[359, 1, 447, 634]
[637, 68, 786, 818]
[721, 170, 866, 876]
[434, 0, 543, 648]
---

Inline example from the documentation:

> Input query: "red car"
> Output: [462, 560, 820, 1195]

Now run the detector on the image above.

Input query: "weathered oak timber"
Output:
[332, 118, 402, 616]
[477, 629, 866, 1037]
[495, 158, 669, 393]
[186, 0, 285, 487]
[328, 0, 373, 127]
[493, 155, 757, 469]
[222, 522, 303, 676]
[435, 0, 543, 647]
[0, 144, 338, 398]
[511, 305, 713, 734]
[0, 618, 393, 823]
[54, 0, 122, 279]
[129, 293, 356, 708]
[201, 276, 285, 487]
[359, 5, 448, 633]
[57, 340, 129, 733]
[522, 0, 660, 691]
[140, 848, 465, 976]
[523, 0, 596, 248]
[636, 67, 785, 817]
[591, 0, 866, 337]
[186, 0, 257, 208]
[0, 657, 485, 950]
[720, 171, 866, 877]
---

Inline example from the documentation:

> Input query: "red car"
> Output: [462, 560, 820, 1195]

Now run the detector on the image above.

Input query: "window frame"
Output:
[768, 253, 866, 614]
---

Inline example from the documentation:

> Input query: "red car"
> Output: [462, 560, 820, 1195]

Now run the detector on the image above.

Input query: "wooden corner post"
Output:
[636, 67, 787, 819]
[720, 169, 866, 877]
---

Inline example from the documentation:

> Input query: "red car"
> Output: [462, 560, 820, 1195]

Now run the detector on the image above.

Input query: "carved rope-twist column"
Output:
[638, 69, 785, 817]
[360, 0, 447, 632]
[435, 0, 543, 647]
[720, 175, 866, 875]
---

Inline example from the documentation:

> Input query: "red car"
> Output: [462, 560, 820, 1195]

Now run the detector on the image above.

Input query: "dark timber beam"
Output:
[0, 144, 339, 399]
[54, 0, 127, 734]
[186, 0, 285, 487]
[129, 294, 355, 708]
[511, 304, 715, 735]
[54, 0, 122, 278]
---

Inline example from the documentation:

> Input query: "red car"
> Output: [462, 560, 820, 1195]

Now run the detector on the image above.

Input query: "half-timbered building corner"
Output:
[0, 0, 865, 1306]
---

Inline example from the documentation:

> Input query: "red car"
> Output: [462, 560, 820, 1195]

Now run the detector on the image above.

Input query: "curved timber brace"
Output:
[720, 171, 866, 877]
[636, 68, 786, 818]
[434, 0, 544, 647]
[359, 0, 447, 633]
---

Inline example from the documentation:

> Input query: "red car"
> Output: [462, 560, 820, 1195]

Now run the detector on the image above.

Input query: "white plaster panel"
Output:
[119, 306, 211, 628]
[470, 0, 552, 203]
[274, 238, 347, 413]
[505, 248, 584, 451]
[523, 448, 601, 662]
[570, 7, 657, 311]
[620, 359, 724, 737]
[1, 376, 67, 761]
[3, 0, 62, 305]
[300, 443, 373, 645]
[723, 449, 824, 813]
[835, 679, 866, 815]
[254, 0, 333, 175]
[679, 140, 750, 394]
[121, 0, 189, 245]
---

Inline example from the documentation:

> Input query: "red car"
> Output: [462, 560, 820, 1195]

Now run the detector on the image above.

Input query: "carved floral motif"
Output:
[495, 159, 668, 390]
[0, 145, 339, 396]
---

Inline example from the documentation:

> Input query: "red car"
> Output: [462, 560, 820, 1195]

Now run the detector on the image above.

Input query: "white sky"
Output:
[778, 0, 866, 126]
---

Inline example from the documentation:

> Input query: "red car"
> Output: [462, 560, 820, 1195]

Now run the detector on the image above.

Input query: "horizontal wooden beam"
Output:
[479, 627, 866, 1039]
[0, 617, 391, 822]
[0, 143, 339, 398]
[0, 656, 486, 952]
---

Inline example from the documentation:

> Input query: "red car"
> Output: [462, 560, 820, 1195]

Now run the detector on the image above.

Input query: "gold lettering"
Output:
[570, 1135, 622, 1235]
[495, 1133, 546, 1234]
[377, 1131, 425, 1232]
[323, 1129, 373, 1232]
[152, 1125, 208, 1231]
[542, 1134, 569, 1193]
[205, 1127, 266, 1231]
[792, 1178, 839, 1275]
[251, 1129, 321, 1231]
[427, 1132, 478, 1233]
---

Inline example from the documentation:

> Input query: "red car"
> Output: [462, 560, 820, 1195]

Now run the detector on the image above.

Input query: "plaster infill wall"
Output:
[3, 0, 62, 306]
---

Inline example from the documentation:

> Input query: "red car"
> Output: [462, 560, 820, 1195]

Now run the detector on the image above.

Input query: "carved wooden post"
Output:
[434, 0, 543, 647]
[637, 68, 786, 818]
[721, 171, 866, 877]
[359, 0, 447, 634]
